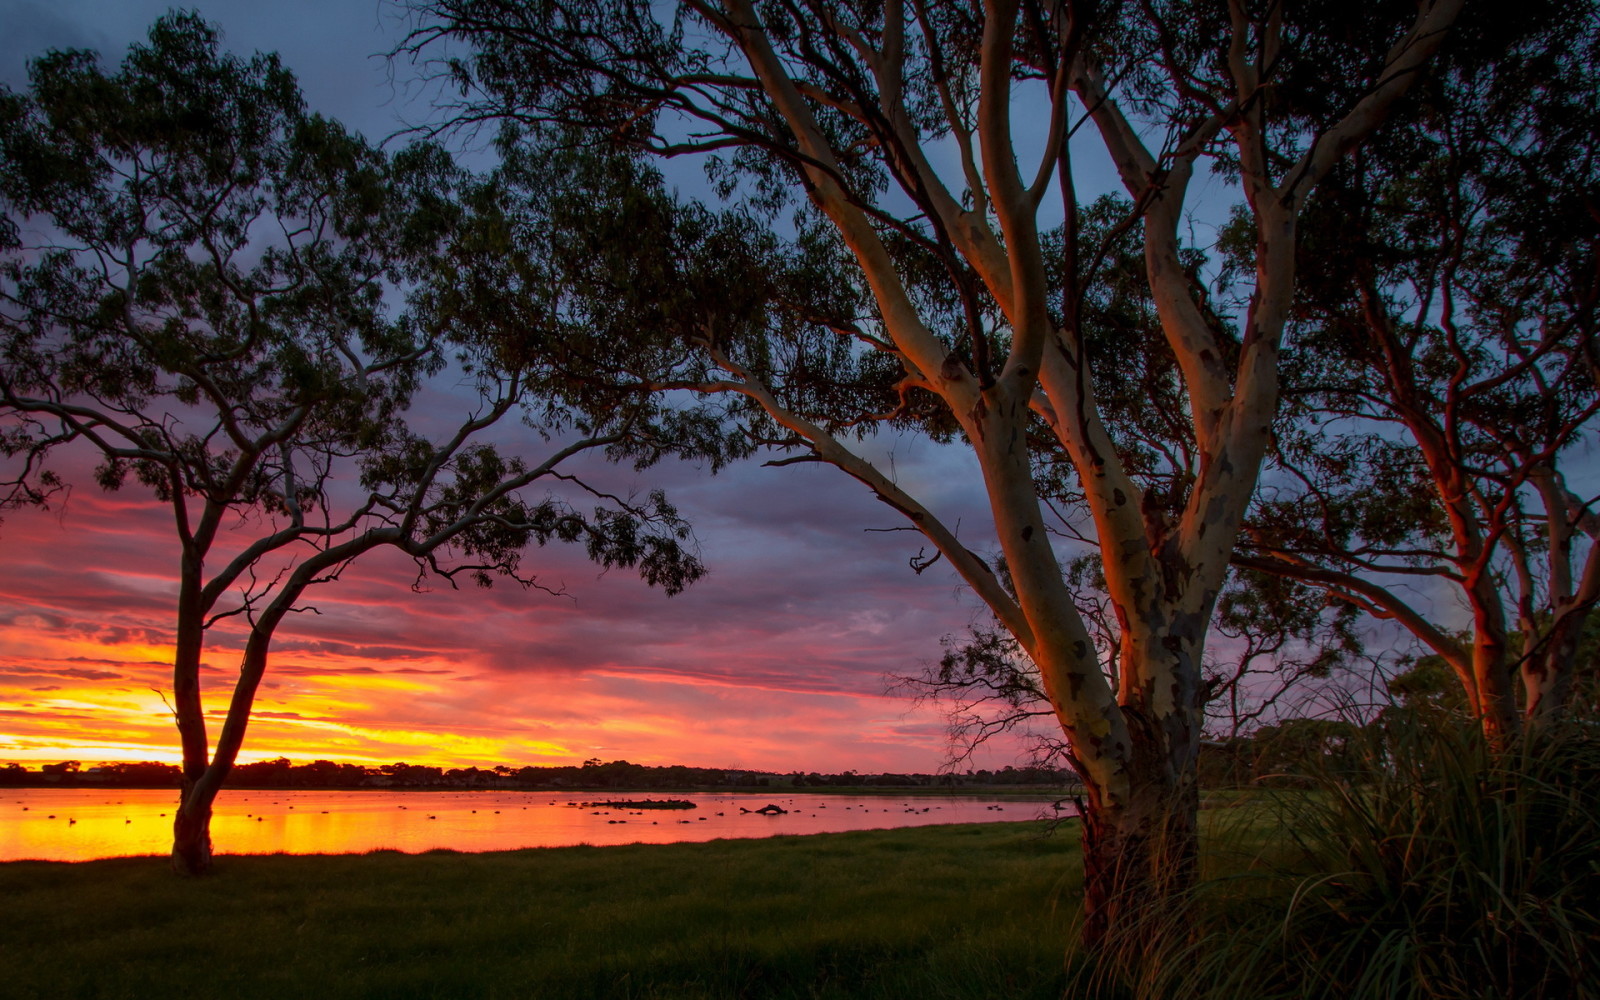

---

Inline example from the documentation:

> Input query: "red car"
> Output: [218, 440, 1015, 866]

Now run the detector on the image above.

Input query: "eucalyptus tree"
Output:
[0, 15, 703, 874]
[405, 0, 1461, 939]
[903, 195, 1366, 763]
[1233, 3, 1600, 743]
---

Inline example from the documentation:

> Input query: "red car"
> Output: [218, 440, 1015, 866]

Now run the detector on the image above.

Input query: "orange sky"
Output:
[0, 450, 1036, 774]
[0, 2, 1046, 777]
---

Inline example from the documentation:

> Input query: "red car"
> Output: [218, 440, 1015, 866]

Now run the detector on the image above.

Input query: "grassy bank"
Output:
[0, 821, 1080, 1000]
[16, 743, 1579, 1000]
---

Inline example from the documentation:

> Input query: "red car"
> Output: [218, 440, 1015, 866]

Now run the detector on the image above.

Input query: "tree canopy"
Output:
[403, 0, 1465, 941]
[0, 13, 704, 873]
[1235, 1, 1600, 740]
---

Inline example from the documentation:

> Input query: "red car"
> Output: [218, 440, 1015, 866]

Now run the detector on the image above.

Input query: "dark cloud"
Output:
[0, 665, 124, 682]
[270, 664, 456, 678]
[91, 625, 168, 648]
[0, 609, 67, 630]
[268, 639, 450, 662]
[0, 1, 99, 88]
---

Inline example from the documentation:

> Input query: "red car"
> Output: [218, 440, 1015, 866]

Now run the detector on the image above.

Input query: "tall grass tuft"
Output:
[1106, 713, 1600, 1000]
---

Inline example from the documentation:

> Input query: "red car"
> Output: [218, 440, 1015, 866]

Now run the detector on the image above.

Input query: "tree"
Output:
[912, 563, 1364, 764]
[0, 16, 703, 874]
[405, 0, 1461, 940]
[890, 200, 1368, 774]
[1234, 3, 1600, 743]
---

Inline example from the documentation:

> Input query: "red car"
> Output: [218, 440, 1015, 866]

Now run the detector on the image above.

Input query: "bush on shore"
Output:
[1088, 714, 1600, 1000]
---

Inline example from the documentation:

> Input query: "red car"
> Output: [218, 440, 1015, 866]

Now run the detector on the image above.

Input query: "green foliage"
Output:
[1387, 652, 1469, 711]
[1199, 716, 1363, 789]
[1235, 0, 1600, 727]
[0, 16, 710, 869]
[0, 13, 708, 593]
[0, 11, 440, 514]
[461, 135, 918, 452]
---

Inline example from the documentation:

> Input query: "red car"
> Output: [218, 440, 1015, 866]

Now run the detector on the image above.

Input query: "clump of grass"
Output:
[1110, 714, 1600, 1000]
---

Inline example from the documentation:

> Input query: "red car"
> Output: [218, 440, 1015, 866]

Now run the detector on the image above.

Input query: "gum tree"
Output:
[0, 16, 702, 874]
[406, 0, 1461, 939]
[1235, 3, 1600, 742]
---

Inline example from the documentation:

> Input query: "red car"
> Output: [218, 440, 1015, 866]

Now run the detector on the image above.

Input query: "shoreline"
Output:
[0, 815, 1060, 867]
[0, 786, 1078, 863]
[1, 782, 1080, 798]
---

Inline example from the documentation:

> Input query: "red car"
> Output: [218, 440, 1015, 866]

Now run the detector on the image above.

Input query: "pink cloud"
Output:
[0, 434, 1017, 773]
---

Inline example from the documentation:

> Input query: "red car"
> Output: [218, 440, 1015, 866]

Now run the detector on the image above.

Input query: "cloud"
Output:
[0, 666, 125, 682]
[0, 610, 67, 630]
[0, 439, 993, 771]
[267, 638, 458, 663]
[204, 709, 308, 720]
[91, 626, 169, 648]
[271, 664, 456, 678]
[0, 1, 97, 88]
[0, 8, 1021, 776]
[0, 707, 102, 722]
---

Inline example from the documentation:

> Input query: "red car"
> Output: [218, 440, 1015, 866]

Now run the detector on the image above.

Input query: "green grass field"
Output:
[0, 821, 1082, 1000]
[19, 774, 1562, 1000]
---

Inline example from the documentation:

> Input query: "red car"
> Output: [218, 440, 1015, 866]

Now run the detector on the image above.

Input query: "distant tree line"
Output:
[0, 757, 1081, 790]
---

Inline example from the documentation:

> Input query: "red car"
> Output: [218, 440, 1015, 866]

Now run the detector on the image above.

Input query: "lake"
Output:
[0, 788, 1073, 861]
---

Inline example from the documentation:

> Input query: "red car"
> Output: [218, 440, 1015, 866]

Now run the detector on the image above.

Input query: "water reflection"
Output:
[0, 788, 1067, 862]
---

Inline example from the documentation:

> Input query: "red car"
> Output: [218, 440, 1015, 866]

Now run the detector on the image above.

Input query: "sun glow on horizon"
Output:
[0, 472, 1007, 776]
[1, 607, 974, 772]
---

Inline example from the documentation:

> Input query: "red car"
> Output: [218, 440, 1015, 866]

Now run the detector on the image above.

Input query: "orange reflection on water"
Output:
[0, 788, 1059, 862]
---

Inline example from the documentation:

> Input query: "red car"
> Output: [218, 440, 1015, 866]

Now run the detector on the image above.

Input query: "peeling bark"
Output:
[1078, 713, 1200, 949]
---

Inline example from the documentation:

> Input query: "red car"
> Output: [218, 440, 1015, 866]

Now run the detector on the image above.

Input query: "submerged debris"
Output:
[577, 799, 696, 810]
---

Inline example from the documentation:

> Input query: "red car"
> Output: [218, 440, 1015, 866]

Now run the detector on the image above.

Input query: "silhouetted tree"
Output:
[0, 16, 703, 874]
[1234, 3, 1600, 742]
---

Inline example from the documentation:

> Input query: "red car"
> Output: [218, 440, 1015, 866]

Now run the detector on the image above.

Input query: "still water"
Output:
[0, 788, 1067, 862]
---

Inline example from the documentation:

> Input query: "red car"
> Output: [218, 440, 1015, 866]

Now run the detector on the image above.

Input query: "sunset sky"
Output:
[0, 0, 1096, 773]
[0, 439, 1015, 772]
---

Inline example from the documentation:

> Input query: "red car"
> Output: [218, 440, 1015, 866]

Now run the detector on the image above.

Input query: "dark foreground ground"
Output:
[0, 821, 1079, 1000]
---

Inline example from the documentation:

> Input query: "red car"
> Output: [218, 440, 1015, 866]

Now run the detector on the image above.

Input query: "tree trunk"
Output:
[1077, 762, 1199, 948]
[1073, 683, 1203, 950]
[1524, 620, 1581, 727]
[170, 779, 215, 876]
[1472, 613, 1524, 748]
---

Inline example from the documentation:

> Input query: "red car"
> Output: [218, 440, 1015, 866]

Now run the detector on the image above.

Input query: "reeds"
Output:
[1087, 712, 1600, 1000]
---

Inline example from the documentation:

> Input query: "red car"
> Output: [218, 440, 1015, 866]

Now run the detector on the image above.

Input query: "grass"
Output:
[0, 821, 1080, 1000]
[1090, 721, 1600, 1000]
[13, 727, 1588, 1000]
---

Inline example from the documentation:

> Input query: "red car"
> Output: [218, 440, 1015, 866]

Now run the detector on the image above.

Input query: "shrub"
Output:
[1099, 713, 1600, 1000]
